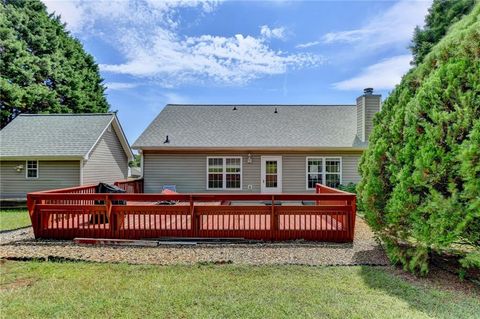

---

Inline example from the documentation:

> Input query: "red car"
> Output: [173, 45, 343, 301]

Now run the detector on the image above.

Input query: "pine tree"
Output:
[410, 0, 475, 65]
[0, 0, 109, 128]
[359, 3, 480, 274]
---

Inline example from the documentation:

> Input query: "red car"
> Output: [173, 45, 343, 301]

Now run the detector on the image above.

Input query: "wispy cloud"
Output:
[105, 82, 139, 91]
[322, 0, 431, 50]
[43, 0, 322, 87]
[260, 25, 287, 40]
[295, 40, 321, 49]
[333, 54, 412, 90]
[100, 32, 322, 86]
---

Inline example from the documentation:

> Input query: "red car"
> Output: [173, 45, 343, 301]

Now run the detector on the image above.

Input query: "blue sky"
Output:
[43, 0, 431, 144]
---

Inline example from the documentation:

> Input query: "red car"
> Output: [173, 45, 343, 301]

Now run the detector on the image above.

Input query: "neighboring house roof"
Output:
[133, 104, 367, 150]
[0, 113, 134, 160]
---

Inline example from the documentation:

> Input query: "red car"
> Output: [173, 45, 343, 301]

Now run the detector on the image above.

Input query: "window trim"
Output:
[25, 160, 39, 179]
[206, 156, 242, 190]
[305, 157, 342, 190]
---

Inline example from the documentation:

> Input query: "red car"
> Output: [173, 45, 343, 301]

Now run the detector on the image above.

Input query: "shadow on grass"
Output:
[359, 266, 480, 319]
[352, 248, 389, 265]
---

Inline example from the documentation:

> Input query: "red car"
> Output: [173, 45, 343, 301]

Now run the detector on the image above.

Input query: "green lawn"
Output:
[0, 209, 30, 231]
[1, 261, 479, 319]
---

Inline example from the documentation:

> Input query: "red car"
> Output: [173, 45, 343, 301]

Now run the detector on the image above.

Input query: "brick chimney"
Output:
[356, 88, 381, 142]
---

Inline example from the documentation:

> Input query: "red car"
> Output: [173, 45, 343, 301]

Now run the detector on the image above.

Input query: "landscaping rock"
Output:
[0, 218, 389, 266]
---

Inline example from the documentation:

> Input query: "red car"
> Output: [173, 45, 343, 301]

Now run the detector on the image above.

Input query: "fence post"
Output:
[190, 195, 197, 237]
[106, 195, 116, 237]
[271, 195, 276, 240]
[350, 196, 356, 241]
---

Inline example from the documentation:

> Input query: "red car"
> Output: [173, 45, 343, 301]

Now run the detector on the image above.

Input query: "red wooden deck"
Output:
[27, 182, 356, 242]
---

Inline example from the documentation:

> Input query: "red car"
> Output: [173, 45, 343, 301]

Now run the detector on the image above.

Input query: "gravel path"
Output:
[0, 217, 388, 266]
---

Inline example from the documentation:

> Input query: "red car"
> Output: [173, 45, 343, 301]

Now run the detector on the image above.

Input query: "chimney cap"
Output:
[364, 88, 374, 95]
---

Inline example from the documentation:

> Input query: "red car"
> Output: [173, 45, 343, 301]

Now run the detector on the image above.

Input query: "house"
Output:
[0, 113, 133, 199]
[133, 89, 381, 193]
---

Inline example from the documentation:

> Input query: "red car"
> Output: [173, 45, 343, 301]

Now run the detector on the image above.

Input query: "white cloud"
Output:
[260, 25, 286, 40]
[295, 41, 321, 49]
[43, 0, 86, 33]
[42, 0, 321, 87]
[106, 82, 139, 90]
[322, 0, 431, 50]
[333, 54, 412, 90]
[100, 32, 322, 85]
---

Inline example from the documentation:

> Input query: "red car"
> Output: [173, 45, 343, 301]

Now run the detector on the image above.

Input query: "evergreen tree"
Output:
[359, 3, 480, 274]
[0, 0, 109, 128]
[410, 0, 475, 65]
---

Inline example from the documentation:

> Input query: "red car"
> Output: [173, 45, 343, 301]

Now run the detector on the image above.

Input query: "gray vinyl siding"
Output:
[143, 152, 362, 193]
[0, 160, 80, 198]
[82, 124, 129, 185]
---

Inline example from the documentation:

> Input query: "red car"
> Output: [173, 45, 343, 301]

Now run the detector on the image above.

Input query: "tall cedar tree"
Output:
[410, 0, 476, 65]
[0, 0, 109, 128]
[358, 3, 480, 274]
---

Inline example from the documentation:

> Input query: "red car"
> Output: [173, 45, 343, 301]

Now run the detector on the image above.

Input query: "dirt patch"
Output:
[0, 278, 35, 291]
[387, 265, 480, 296]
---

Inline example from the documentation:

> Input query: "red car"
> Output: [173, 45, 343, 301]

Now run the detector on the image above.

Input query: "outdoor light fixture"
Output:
[15, 164, 24, 172]
[247, 153, 252, 164]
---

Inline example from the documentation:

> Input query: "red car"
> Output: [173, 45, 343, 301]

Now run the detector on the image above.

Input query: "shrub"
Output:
[358, 3, 480, 275]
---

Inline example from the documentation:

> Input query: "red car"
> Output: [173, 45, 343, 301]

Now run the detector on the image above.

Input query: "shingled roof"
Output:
[133, 104, 367, 150]
[0, 113, 133, 160]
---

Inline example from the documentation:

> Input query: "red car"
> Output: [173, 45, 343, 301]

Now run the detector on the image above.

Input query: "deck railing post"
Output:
[271, 195, 276, 240]
[350, 196, 356, 241]
[190, 195, 197, 237]
[106, 195, 116, 236]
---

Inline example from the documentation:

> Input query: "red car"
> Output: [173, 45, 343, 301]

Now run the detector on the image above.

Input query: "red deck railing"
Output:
[27, 183, 356, 242]
[114, 178, 144, 193]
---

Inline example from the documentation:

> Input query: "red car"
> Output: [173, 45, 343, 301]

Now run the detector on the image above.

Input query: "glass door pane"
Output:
[265, 160, 278, 188]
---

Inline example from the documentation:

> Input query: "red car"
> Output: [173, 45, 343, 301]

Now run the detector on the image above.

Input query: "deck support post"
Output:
[190, 195, 197, 237]
[350, 198, 356, 241]
[271, 195, 276, 241]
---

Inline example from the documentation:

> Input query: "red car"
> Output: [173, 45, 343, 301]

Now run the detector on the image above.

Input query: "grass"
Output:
[1, 261, 479, 319]
[0, 209, 30, 231]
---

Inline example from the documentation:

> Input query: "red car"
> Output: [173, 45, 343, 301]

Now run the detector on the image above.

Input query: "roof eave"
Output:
[133, 146, 367, 152]
[0, 156, 85, 161]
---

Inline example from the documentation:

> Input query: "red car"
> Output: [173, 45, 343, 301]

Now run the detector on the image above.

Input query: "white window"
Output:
[26, 160, 38, 179]
[306, 157, 341, 189]
[207, 157, 242, 190]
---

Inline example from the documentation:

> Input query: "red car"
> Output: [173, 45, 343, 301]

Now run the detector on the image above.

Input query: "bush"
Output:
[358, 3, 480, 275]
[337, 183, 357, 194]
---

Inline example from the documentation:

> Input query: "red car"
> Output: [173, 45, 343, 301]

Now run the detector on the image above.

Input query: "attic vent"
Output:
[274, 107, 278, 114]
[164, 135, 170, 144]
[233, 106, 237, 111]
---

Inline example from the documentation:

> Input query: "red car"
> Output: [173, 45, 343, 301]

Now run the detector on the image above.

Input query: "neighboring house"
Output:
[133, 89, 381, 193]
[129, 166, 142, 178]
[0, 113, 133, 198]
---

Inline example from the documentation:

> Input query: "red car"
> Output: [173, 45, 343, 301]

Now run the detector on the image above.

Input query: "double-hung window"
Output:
[207, 157, 242, 190]
[26, 160, 38, 179]
[306, 157, 341, 189]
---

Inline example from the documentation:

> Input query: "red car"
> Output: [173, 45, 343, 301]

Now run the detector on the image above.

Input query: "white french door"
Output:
[260, 156, 282, 193]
